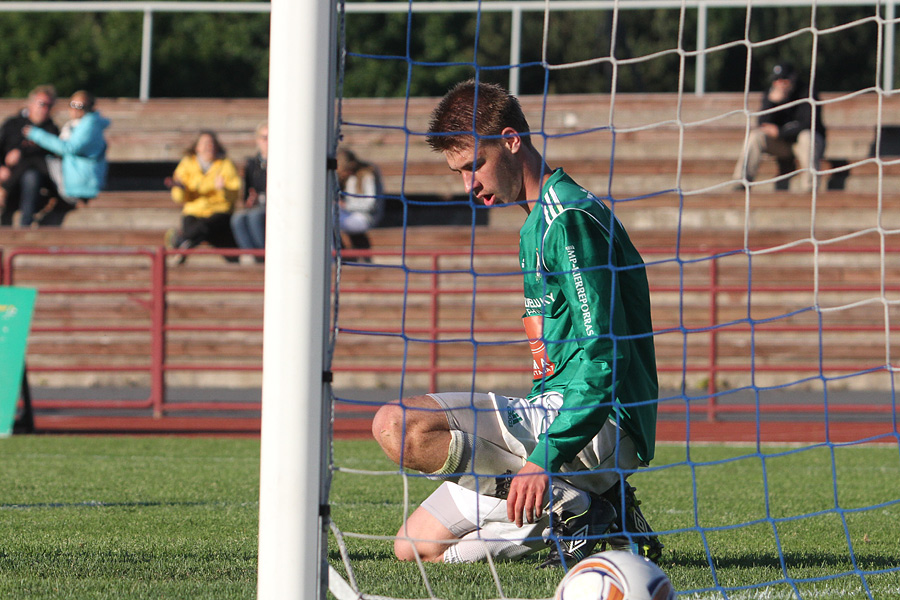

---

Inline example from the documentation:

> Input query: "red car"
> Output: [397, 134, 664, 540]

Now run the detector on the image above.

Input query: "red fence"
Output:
[333, 245, 900, 422]
[2, 244, 898, 427]
[1, 247, 263, 420]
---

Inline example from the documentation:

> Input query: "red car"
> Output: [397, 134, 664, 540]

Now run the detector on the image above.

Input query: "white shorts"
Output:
[428, 391, 641, 496]
[420, 481, 548, 555]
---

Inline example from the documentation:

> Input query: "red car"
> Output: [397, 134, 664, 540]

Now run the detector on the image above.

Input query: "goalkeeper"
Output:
[371, 79, 661, 568]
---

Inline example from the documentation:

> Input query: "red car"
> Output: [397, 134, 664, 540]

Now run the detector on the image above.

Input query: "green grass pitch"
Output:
[1, 436, 897, 599]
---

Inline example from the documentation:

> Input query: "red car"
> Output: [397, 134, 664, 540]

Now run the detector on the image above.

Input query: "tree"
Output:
[340, 4, 888, 97]
[0, 4, 887, 99]
[0, 10, 269, 99]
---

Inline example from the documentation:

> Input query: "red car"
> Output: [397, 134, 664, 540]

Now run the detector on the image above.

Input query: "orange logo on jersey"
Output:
[523, 315, 556, 379]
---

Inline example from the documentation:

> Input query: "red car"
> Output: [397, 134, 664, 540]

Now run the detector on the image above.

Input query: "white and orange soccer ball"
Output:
[553, 551, 676, 600]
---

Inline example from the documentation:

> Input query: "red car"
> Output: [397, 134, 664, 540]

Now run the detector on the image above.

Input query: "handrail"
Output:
[2, 244, 897, 422]
[0, 0, 894, 99]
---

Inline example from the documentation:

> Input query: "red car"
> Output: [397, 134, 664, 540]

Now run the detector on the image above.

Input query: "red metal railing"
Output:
[2, 246, 263, 418]
[333, 245, 900, 421]
[2, 244, 897, 422]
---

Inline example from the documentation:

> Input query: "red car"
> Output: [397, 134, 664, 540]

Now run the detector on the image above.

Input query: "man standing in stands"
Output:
[0, 85, 60, 227]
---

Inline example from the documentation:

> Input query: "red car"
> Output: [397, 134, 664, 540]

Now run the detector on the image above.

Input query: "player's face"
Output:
[443, 132, 523, 207]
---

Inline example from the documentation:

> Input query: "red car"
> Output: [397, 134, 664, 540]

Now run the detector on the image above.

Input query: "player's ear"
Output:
[501, 127, 521, 153]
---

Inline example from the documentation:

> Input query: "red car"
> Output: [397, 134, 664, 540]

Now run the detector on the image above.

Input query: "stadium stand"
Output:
[0, 92, 894, 234]
[3, 93, 898, 424]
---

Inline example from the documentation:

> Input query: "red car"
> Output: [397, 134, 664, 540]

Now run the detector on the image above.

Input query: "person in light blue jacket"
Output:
[23, 90, 109, 226]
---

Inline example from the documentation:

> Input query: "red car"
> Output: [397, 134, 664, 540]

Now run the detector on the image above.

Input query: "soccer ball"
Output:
[553, 551, 675, 600]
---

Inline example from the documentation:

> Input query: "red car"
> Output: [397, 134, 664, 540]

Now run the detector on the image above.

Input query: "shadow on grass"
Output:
[666, 548, 900, 572]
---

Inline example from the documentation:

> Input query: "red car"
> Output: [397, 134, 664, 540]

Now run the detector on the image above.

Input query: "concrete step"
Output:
[24, 189, 898, 246]
[376, 155, 900, 195]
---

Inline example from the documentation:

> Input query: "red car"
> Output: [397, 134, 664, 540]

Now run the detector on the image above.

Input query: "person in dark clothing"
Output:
[336, 148, 384, 259]
[733, 63, 827, 192]
[230, 121, 268, 260]
[0, 85, 60, 226]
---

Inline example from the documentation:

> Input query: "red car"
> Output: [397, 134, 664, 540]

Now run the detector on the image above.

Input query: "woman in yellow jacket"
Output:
[164, 131, 241, 260]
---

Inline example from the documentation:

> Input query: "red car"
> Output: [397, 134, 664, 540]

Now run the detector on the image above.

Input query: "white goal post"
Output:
[257, 0, 336, 598]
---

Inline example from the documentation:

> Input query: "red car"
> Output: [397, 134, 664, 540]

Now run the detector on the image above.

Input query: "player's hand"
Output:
[506, 461, 549, 527]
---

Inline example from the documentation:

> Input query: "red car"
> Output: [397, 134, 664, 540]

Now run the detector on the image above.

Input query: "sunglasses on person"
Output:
[69, 100, 86, 110]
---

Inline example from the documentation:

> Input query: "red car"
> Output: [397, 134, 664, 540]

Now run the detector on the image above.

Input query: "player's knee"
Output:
[373, 401, 420, 466]
[373, 395, 448, 469]
[393, 534, 444, 563]
[372, 398, 430, 445]
[393, 522, 423, 562]
[371, 402, 402, 447]
[393, 536, 417, 561]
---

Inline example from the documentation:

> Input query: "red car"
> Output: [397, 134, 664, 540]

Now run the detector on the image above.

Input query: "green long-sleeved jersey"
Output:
[520, 169, 658, 473]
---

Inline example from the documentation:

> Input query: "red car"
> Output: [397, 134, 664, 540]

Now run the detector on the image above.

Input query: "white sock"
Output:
[442, 529, 539, 563]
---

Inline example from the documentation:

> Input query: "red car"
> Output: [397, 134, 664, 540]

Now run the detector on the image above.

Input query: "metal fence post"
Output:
[884, 0, 896, 92]
[140, 8, 153, 102]
[150, 247, 167, 417]
[707, 258, 719, 421]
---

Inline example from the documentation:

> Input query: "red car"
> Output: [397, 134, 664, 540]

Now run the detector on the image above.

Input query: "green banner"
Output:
[0, 286, 37, 437]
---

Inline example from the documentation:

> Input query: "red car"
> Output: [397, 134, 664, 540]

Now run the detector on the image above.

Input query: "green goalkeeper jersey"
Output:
[520, 168, 658, 473]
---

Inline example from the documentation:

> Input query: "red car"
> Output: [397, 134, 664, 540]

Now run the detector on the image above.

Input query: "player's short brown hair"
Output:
[426, 79, 532, 153]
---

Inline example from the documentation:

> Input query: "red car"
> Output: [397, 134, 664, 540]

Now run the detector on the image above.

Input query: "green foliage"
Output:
[0, 9, 268, 99]
[341, 11, 511, 97]
[152, 13, 270, 98]
[0, 3, 886, 100]
[341, 4, 888, 96]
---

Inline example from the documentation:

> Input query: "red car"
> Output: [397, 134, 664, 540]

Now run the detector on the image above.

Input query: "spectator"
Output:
[23, 90, 110, 226]
[230, 121, 268, 262]
[0, 85, 60, 227]
[733, 62, 827, 192]
[165, 131, 240, 264]
[336, 148, 384, 259]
